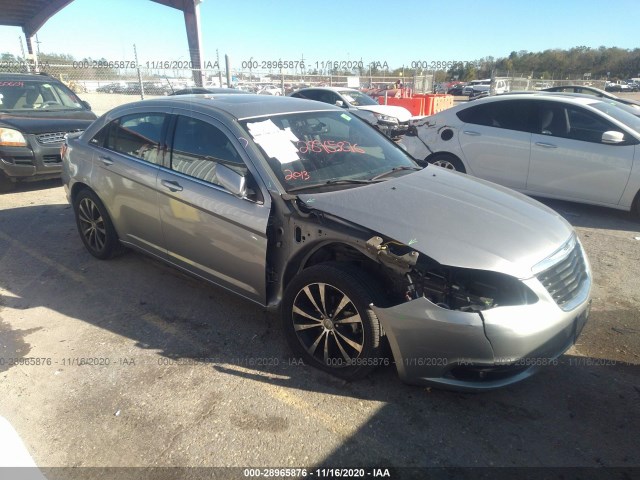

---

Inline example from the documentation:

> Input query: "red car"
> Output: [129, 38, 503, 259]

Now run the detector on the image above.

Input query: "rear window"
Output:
[456, 100, 533, 132]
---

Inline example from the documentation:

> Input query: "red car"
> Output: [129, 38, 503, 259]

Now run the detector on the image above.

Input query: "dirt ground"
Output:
[1, 177, 639, 479]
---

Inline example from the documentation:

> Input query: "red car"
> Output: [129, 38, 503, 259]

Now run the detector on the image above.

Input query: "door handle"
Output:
[99, 155, 113, 166]
[463, 130, 481, 136]
[161, 179, 183, 192]
[535, 142, 557, 148]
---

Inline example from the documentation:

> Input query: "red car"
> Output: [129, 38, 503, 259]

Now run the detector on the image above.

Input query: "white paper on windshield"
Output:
[342, 94, 355, 103]
[246, 120, 300, 164]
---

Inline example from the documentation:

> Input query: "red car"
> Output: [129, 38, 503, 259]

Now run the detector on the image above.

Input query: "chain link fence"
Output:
[1, 61, 613, 115]
[1, 61, 438, 114]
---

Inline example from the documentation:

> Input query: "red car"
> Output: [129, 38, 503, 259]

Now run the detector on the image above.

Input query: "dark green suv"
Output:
[0, 73, 97, 191]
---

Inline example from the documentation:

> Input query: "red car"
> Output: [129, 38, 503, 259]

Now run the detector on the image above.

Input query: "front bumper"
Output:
[0, 134, 66, 181]
[371, 274, 591, 392]
[377, 122, 409, 140]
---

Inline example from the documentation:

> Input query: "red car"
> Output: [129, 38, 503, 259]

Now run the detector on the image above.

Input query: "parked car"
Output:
[542, 85, 640, 108]
[604, 82, 629, 93]
[290, 86, 413, 139]
[142, 82, 173, 96]
[62, 94, 591, 390]
[447, 84, 468, 95]
[96, 82, 126, 93]
[405, 94, 640, 216]
[257, 84, 283, 96]
[0, 72, 97, 191]
[170, 87, 247, 95]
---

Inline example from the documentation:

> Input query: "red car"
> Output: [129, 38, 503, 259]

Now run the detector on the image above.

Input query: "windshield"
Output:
[338, 90, 378, 106]
[591, 100, 640, 134]
[240, 111, 418, 192]
[0, 80, 85, 112]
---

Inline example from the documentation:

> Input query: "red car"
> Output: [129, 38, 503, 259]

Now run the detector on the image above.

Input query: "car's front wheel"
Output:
[282, 264, 385, 380]
[73, 189, 124, 259]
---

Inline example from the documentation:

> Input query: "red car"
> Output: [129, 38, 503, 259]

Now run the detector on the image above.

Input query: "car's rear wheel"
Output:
[282, 263, 385, 380]
[73, 189, 124, 259]
[428, 153, 466, 173]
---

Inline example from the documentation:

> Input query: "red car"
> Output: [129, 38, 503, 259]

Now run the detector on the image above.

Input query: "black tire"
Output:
[281, 263, 385, 380]
[73, 189, 124, 259]
[427, 153, 466, 173]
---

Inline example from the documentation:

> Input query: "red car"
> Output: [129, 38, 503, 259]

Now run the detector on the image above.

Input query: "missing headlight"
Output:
[407, 266, 537, 312]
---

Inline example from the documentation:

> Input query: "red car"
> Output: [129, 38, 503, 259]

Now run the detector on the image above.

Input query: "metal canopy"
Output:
[0, 0, 205, 85]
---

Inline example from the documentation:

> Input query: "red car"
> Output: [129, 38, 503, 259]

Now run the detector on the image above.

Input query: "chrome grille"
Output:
[536, 241, 588, 310]
[36, 130, 83, 145]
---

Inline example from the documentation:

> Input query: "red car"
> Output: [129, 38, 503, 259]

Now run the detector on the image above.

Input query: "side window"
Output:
[102, 113, 166, 164]
[170, 116, 246, 187]
[89, 124, 109, 147]
[319, 91, 341, 106]
[535, 103, 569, 137]
[456, 101, 532, 132]
[294, 90, 321, 101]
[566, 106, 621, 143]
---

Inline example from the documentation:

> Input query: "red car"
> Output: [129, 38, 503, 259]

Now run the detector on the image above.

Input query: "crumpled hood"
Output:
[0, 111, 97, 134]
[356, 104, 412, 122]
[298, 168, 574, 279]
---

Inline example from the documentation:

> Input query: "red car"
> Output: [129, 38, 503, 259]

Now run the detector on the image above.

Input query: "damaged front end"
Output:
[365, 234, 591, 391]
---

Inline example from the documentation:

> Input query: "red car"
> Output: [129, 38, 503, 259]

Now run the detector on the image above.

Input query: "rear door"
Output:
[456, 100, 534, 189]
[89, 109, 168, 257]
[156, 110, 271, 303]
[527, 101, 635, 205]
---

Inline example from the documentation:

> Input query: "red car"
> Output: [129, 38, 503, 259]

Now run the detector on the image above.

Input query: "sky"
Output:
[0, 0, 638, 71]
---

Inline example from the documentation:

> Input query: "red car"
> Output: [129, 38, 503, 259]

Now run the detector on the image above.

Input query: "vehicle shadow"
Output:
[533, 197, 640, 232]
[0, 203, 639, 472]
[2, 178, 63, 194]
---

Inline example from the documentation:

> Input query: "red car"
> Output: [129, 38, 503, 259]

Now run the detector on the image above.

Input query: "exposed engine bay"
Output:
[366, 236, 536, 312]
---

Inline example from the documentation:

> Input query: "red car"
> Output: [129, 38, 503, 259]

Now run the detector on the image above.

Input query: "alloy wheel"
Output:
[291, 282, 365, 367]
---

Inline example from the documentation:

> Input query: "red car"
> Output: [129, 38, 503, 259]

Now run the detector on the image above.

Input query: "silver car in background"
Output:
[62, 94, 591, 390]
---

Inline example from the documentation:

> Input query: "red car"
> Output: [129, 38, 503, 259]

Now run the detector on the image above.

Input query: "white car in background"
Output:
[404, 93, 640, 216]
[290, 86, 414, 138]
[257, 84, 283, 96]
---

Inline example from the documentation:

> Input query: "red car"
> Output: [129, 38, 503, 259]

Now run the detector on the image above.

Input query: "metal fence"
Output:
[1, 62, 438, 114]
[0, 61, 613, 115]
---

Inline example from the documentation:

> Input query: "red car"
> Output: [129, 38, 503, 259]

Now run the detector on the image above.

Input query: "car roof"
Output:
[106, 94, 338, 120]
[471, 93, 603, 107]
[295, 86, 358, 93]
[0, 72, 60, 82]
[543, 85, 610, 95]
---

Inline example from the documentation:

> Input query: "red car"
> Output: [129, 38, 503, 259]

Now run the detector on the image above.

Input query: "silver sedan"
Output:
[62, 94, 591, 390]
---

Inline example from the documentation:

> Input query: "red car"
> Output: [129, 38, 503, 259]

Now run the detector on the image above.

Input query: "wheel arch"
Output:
[282, 241, 386, 291]
[425, 151, 467, 173]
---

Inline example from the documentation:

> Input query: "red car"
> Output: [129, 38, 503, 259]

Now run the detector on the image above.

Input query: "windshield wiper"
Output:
[369, 166, 422, 181]
[287, 178, 377, 193]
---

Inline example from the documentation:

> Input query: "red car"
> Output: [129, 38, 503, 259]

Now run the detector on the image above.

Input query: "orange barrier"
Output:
[379, 93, 454, 116]
[377, 96, 424, 116]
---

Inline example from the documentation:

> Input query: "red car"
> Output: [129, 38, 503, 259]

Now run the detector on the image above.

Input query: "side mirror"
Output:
[81, 100, 92, 111]
[335, 100, 345, 107]
[217, 163, 247, 197]
[602, 131, 625, 144]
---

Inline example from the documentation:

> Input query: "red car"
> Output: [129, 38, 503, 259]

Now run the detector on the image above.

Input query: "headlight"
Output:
[0, 128, 27, 147]
[372, 113, 399, 125]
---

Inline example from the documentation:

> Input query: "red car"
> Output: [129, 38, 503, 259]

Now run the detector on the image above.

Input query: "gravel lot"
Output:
[1, 175, 639, 478]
